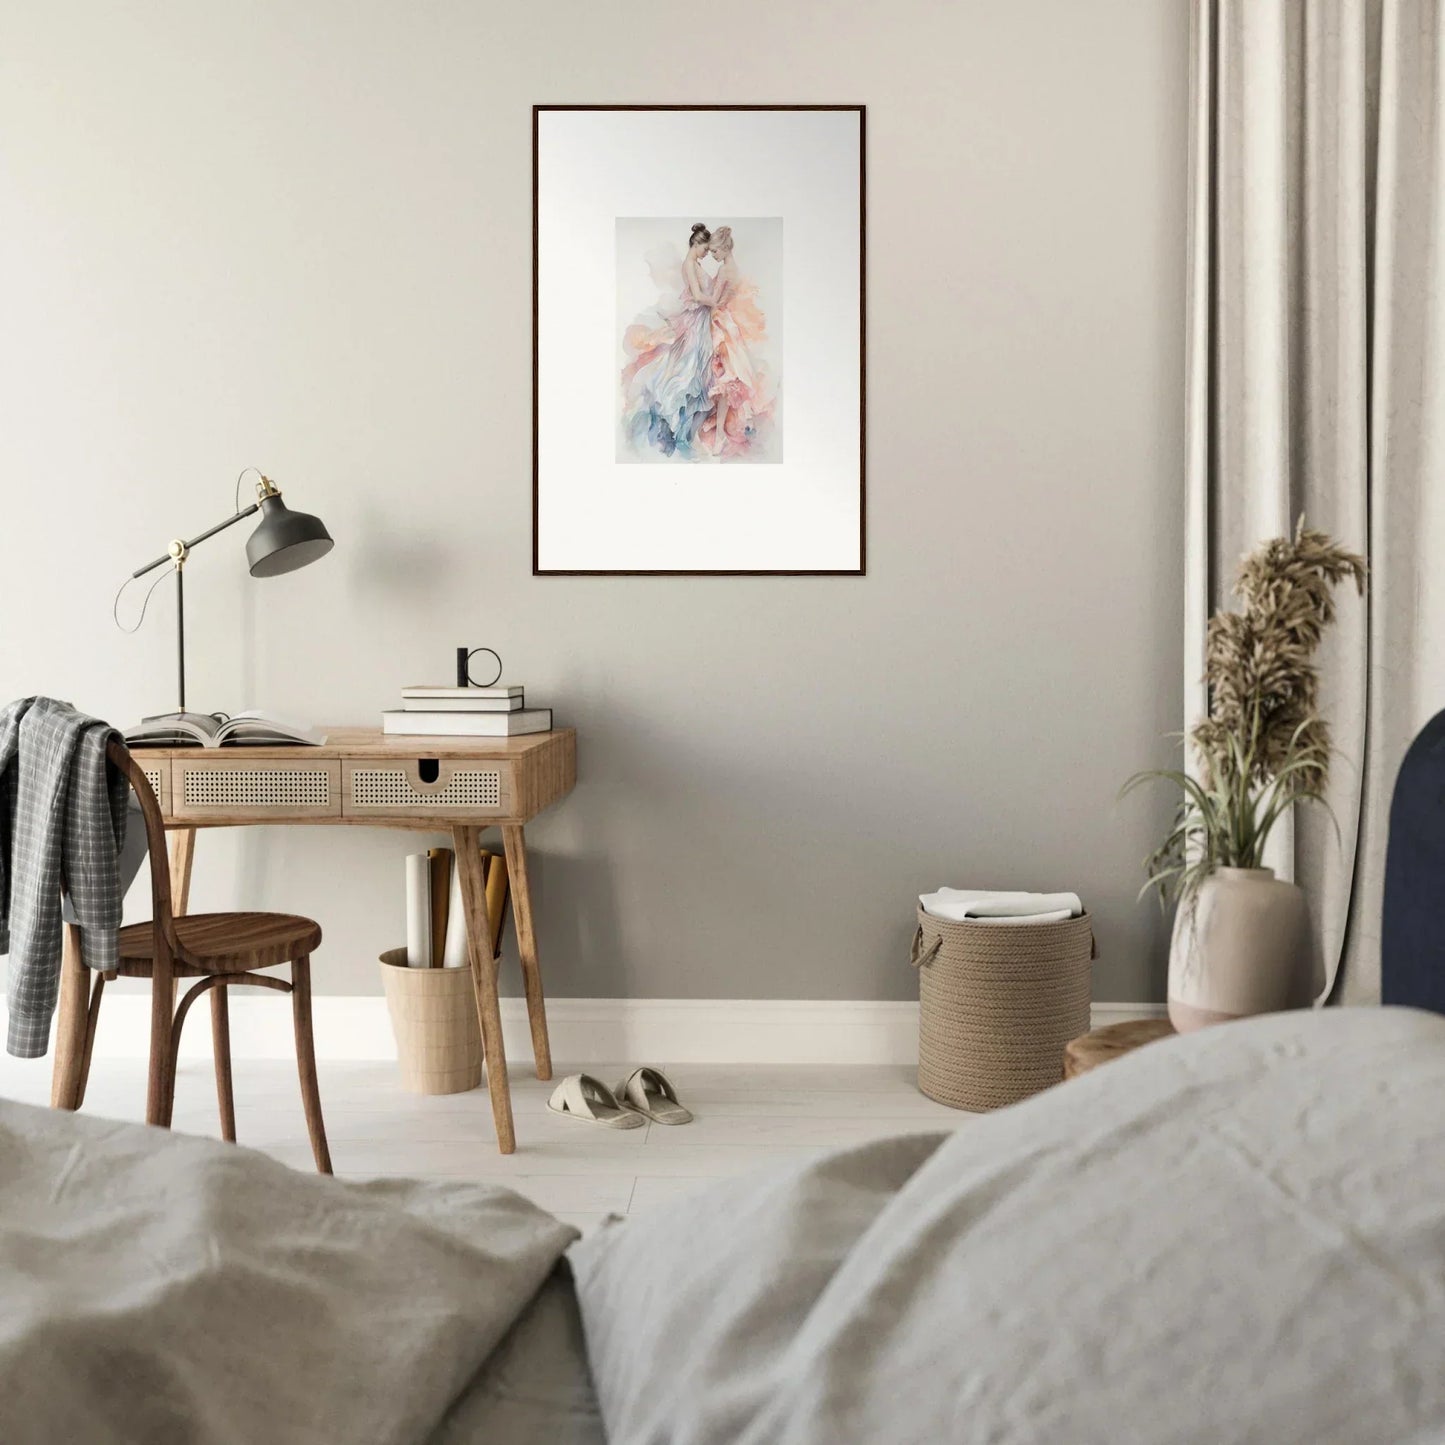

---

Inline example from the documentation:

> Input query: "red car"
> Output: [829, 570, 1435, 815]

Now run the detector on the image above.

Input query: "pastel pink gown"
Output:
[704, 274, 776, 457]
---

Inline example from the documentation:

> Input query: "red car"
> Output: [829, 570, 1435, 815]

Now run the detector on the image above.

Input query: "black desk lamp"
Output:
[119, 469, 334, 726]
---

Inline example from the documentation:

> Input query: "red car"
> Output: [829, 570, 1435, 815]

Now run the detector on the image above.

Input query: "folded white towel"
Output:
[919, 888, 1083, 924]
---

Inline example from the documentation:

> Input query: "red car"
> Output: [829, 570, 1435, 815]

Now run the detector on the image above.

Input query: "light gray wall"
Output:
[0, 0, 1187, 1002]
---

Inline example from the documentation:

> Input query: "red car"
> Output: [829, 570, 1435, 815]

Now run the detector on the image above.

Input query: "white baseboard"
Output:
[31, 995, 1168, 1066]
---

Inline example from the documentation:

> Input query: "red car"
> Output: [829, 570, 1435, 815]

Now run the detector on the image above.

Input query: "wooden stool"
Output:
[51, 740, 332, 1173]
[1062, 1018, 1176, 1079]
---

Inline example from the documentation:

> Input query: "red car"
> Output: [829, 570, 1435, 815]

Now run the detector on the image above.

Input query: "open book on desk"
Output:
[123, 711, 328, 748]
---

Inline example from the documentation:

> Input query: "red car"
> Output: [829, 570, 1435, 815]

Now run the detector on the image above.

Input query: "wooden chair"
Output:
[54, 740, 332, 1173]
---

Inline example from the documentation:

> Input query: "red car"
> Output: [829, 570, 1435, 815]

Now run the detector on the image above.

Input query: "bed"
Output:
[4, 1007, 1444, 1443]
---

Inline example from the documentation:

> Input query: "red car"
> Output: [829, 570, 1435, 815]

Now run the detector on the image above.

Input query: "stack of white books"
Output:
[382, 685, 554, 737]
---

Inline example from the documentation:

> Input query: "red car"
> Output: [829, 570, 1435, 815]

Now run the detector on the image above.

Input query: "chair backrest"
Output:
[106, 738, 180, 959]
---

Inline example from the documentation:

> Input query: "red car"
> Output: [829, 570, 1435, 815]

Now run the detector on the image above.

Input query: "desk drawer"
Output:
[343, 759, 513, 817]
[173, 759, 342, 818]
[134, 760, 171, 814]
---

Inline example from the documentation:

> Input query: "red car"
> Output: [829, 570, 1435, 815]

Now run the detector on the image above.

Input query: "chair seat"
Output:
[117, 912, 323, 973]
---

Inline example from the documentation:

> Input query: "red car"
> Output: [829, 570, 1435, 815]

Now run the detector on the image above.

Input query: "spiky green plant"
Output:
[1123, 520, 1366, 904]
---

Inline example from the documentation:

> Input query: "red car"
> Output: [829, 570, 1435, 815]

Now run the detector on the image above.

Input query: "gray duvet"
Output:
[0, 1100, 594, 1444]
[4, 1007, 1445, 1444]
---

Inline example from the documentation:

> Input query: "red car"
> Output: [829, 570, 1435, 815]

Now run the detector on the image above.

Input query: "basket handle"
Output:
[911, 923, 1095, 966]
[909, 927, 942, 970]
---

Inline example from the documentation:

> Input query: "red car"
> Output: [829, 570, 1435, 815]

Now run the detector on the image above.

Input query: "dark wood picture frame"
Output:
[532, 103, 866, 577]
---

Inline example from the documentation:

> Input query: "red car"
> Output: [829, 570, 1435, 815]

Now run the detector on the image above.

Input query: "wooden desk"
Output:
[51, 727, 577, 1154]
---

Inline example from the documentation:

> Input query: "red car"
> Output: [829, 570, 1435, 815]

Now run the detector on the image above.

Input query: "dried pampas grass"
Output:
[1123, 519, 1366, 904]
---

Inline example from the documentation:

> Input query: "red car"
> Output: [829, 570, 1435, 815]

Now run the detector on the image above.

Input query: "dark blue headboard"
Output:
[1382, 709, 1445, 1013]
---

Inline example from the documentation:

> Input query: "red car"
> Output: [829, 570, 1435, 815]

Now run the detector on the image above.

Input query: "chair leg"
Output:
[50, 924, 89, 1109]
[290, 955, 332, 1174]
[211, 985, 236, 1143]
[147, 959, 176, 1128]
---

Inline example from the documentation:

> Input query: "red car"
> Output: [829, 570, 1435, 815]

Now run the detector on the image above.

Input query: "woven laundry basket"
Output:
[379, 948, 482, 1095]
[911, 908, 1094, 1111]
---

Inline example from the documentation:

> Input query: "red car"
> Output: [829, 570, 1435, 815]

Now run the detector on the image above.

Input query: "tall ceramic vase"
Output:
[1167, 867, 1312, 1032]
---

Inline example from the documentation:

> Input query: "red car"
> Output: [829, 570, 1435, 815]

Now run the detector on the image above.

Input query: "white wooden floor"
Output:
[0, 1055, 969, 1232]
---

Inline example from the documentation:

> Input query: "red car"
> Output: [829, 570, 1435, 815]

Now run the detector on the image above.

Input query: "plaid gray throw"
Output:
[0, 699, 129, 1058]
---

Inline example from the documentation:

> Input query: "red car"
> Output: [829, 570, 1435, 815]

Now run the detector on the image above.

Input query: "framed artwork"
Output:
[533, 104, 865, 575]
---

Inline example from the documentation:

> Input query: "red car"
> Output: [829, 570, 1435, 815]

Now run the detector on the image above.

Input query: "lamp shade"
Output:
[246, 494, 334, 577]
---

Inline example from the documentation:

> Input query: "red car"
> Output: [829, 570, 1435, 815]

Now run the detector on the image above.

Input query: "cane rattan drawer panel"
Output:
[135, 760, 171, 814]
[343, 759, 513, 818]
[173, 760, 342, 818]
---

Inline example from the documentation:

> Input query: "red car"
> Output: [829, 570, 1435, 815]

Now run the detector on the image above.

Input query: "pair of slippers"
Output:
[547, 1066, 692, 1129]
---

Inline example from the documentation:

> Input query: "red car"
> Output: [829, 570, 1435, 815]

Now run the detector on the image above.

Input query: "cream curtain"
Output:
[1186, 0, 1445, 1003]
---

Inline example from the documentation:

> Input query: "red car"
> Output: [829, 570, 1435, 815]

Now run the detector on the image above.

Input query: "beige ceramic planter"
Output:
[1167, 867, 1312, 1032]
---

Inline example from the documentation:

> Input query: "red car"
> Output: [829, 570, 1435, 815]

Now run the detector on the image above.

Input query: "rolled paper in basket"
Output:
[405, 854, 432, 967]
[484, 850, 509, 960]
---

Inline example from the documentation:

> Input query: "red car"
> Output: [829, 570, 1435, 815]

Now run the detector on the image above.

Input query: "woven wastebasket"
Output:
[911, 909, 1094, 1111]
[379, 949, 482, 1095]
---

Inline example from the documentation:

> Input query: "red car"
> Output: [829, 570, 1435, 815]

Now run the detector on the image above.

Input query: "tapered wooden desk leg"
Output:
[501, 824, 552, 1082]
[50, 923, 89, 1109]
[166, 827, 194, 1028]
[169, 827, 195, 914]
[75, 973, 106, 1110]
[454, 826, 515, 1154]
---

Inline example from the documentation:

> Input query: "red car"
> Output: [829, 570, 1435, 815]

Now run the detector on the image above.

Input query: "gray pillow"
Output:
[566, 1132, 945, 1445]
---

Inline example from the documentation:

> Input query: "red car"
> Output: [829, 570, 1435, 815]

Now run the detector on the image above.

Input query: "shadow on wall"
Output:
[349, 504, 471, 603]
[226, 504, 465, 707]
[518, 851, 629, 999]
[569, 703, 1172, 1001]
[547, 710, 952, 998]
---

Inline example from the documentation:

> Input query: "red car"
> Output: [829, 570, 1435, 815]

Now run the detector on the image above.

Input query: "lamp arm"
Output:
[130, 502, 261, 579]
